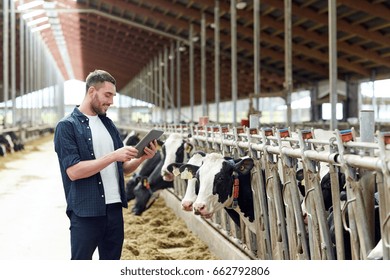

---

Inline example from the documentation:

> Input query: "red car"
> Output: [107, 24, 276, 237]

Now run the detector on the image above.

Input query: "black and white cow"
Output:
[122, 130, 141, 146]
[166, 151, 207, 211]
[6, 131, 24, 151]
[160, 133, 193, 182]
[191, 153, 255, 230]
[131, 156, 173, 215]
[125, 150, 163, 201]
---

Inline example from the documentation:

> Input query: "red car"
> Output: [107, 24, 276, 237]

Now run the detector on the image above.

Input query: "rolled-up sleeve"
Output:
[54, 120, 81, 171]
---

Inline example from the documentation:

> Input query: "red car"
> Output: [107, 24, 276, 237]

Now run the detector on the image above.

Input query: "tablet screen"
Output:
[134, 129, 164, 158]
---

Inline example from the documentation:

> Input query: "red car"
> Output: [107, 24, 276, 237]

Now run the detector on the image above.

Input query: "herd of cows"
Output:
[0, 131, 24, 157]
[122, 128, 386, 260]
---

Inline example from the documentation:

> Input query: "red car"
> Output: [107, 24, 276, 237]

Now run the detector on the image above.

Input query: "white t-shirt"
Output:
[86, 114, 121, 204]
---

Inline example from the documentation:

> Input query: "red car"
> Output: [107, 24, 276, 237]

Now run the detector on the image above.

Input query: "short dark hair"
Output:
[85, 69, 116, 92]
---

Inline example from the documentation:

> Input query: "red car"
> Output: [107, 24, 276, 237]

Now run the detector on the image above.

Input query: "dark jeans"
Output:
[69, 203, 124, 260]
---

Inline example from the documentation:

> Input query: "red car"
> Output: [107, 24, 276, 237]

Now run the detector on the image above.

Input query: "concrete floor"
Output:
[0, 139, 70, 260]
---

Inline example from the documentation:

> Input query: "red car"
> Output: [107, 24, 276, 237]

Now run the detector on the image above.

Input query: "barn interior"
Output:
[1, 0, 390, 264]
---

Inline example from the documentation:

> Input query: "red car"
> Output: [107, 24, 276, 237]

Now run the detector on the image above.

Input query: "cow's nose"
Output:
[193, 203, 206, 214]
[181, 201, 193, 211]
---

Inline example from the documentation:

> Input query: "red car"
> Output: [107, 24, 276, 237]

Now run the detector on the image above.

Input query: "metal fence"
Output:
[123, 123, 390, 260]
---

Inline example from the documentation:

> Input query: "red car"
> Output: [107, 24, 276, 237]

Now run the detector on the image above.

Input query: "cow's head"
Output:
[192, 153, 254, 219]
[171, 151, 206, 211]
[132, 177, 159, 215]
[125, 173, 142, 201]
[160, 133, 193, 181]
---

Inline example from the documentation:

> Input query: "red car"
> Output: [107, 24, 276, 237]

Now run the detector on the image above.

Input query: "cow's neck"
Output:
[225, 173, 255, 224]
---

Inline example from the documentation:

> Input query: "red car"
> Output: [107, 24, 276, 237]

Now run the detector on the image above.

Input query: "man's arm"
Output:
[122, 140, 158, 175]
[66, 146, 138, 181]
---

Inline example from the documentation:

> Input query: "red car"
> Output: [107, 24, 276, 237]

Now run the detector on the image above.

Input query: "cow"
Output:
[122, 130, 141, 146]
[0, 134, 14, 154]
[166, 151, 207, 211]
[125, 150, 162, 201]
[131, 155, 173, 215]
[6, 131, 24, 151]
[191, 153, 255, 231]
[160, 133, 193, 182]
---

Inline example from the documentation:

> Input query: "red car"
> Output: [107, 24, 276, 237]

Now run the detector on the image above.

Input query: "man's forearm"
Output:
[66, 153, 116, 181]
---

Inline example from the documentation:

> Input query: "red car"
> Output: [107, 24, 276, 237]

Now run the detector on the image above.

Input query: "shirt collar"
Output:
[72, 106, 107, 121]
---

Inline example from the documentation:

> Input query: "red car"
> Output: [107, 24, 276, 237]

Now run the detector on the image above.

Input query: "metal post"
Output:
[164, 47, 168, 122]
[170, 42, 175, 123]
[154, 56, 158, 122]
[231, 0, 238, 126]
[329, 0, 338, 130]
[214, 0, 220, 123]
[3, 0, 9, 125]
[20, 5, 25, 124]
[159, 52, 163, 122]
[285, 0, 292, 128]
[189, 24, 195, 122]
[201, 12, 207, 117]
[176, 40, 181, 123]
[11, 0, 16, 126]
[254, 0, 260, 111]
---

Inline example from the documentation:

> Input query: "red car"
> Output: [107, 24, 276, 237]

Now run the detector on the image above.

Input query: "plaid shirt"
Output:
[54, 107, 128, 217]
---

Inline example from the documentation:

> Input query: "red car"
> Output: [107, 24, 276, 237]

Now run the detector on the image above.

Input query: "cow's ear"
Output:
[234, 158, 254, 175]
[184, 142, 194, 154]
[194, 150, 206, 157]
[156, 139, 164, 148]
[167, 163, 183, 176]
[179, 164, 199, 179]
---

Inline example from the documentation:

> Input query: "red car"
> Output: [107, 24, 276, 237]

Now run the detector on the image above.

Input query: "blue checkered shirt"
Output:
[54, 107, 128, 217]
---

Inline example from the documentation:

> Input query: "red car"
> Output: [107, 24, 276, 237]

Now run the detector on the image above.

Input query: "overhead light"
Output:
[178, 46, 186, 52]
[17, 0, 44, 11]
[236, 0, 247, 10]
[192, 36, 199, 42]
[168, 55, 174, 60]
[31, 23, 51, 33]
[27, 16, 49, 27]
[210, 23, 216, 29]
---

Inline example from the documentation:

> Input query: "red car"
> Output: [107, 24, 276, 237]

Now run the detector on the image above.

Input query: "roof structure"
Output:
[1, 0, 390, 107]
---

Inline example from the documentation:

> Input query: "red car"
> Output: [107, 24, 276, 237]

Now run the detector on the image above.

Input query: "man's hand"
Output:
[139, 139, 158, 160]
[114, 146, 139, 162]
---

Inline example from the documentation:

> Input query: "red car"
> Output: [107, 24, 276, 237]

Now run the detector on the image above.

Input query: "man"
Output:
[54, 69, 157, 260]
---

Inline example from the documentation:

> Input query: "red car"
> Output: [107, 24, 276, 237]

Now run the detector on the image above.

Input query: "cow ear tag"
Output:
[181, 168, 193, 180]
[231, 177, 240, 208]
[185, 143, 193, 154]
[143, 178, 150, 189]
[172, 167, 181, 177]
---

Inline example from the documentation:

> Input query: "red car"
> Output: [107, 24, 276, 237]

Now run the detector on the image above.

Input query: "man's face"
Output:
[90, 81, 116, 115]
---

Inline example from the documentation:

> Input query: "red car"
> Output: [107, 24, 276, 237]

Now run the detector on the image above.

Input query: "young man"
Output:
[54, 69, 157, 260]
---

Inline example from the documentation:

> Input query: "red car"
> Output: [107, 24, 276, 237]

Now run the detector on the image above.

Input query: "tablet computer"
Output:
[134, 129, 164, 158]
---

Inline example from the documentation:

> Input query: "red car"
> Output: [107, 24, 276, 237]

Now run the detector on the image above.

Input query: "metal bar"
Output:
[170, 42, 175, 123]
[189, 24, 194, 122]
[11, 0, 16, 126]
[254, 0, 260, 111]
[164, 46, 169, 122]
[201, 12, 207, 117]
[231, 0, 238, 126]
[214, 0, 220, 123]
[329, 0, 338, 130]
[284, 0, 292, 128]
[176, 40, 181, 124]
[3, 0, 9, 124]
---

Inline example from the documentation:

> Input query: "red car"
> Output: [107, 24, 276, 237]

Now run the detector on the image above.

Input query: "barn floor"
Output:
[0, 134, 70, 259]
